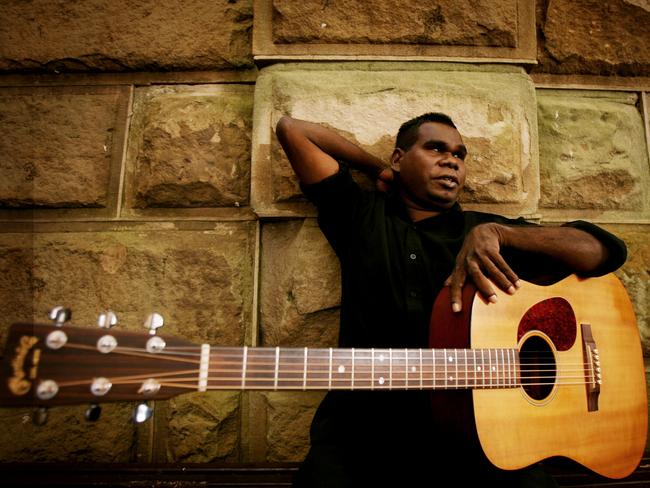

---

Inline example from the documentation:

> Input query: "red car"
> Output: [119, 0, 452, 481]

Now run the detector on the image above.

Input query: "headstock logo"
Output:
[8, 336, 40, 396]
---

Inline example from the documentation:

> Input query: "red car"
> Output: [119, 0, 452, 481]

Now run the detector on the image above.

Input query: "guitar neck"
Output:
[206, 346, 521, 391]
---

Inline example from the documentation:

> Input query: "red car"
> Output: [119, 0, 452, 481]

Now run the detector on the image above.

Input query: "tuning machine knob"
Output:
[49, 306, 71, 327]
[85, 404, 102, 422]
[97, 311, 117, 329]
[132, 402, 153, 423]
[32, 407, 49, 426]
[144, 313, 164, 335]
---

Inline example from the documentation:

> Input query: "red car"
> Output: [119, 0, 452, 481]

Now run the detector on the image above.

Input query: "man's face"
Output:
[391, 122, 467, 211]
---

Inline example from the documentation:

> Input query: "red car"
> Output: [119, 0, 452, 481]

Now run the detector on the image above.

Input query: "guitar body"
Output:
[430, 273, 647, 479]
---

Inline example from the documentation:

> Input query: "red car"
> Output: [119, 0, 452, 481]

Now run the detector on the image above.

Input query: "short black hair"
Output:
[395, 112, 457, 150]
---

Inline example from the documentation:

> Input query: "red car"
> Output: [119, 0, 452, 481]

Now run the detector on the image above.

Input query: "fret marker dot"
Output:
[492, 367, 496, 371]
[411, 366, 417, 373]
[338, 365, 345, 374]
[449, 376, 454, 381]
[379, 354, 385, 362]
[448, 356, 453, 362]
[477, 366, 481, 372]
[378, 377, 385, 385]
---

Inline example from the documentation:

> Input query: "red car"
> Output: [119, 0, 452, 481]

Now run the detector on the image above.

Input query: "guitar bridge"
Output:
[581, 323, 601, 412]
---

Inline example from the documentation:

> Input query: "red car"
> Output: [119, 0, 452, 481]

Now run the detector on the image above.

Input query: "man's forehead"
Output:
[416, 121, 463, 145]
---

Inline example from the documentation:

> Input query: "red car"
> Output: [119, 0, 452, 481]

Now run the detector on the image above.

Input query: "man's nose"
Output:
[439, 154, 459, 170]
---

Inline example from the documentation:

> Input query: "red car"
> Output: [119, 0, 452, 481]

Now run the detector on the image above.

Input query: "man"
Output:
[275, 113, 627, 487]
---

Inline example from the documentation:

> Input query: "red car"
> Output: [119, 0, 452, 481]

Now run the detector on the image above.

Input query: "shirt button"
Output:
[409, 253, 417, 260]
[409, 291, 419, 297]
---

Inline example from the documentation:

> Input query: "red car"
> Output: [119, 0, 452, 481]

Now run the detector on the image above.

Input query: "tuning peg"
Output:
[85, 404, 102, 422]
[97, 311, 117, 329]
[49, 306, 71, 327]
[32, 407, 49, 426]
[144, 313, 164, 335]
[132, 402, 153, 423]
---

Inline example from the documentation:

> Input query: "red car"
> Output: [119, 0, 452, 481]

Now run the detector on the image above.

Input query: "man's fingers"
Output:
[467, 265, 498, 304]
[447, 270, 466, 313]
[491, 253, 521, 292]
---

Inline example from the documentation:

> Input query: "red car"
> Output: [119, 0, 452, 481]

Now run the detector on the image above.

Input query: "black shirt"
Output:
[298, 163, 627, 481]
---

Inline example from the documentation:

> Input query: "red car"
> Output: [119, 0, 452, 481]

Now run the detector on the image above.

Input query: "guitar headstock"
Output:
[0, 313, 199, 409]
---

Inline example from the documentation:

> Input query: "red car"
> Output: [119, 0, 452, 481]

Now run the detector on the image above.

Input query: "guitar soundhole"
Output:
[519, 335, 556, 401]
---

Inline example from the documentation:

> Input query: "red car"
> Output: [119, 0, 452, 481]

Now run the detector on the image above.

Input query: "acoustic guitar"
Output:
[0, 273, 646, 479]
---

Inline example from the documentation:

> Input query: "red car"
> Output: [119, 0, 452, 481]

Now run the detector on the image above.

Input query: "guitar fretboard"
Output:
[204, 347, 521, 391]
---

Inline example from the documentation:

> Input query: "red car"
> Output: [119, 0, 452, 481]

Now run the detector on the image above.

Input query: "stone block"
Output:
[605, 224, 650, 356]
[166, 392, 240, 462]
[125, 85, 253, 210]
[272, 0, 517, 47]
[260, 219, 340, 347]
[0, 223, 255, 347]
[0, 0, 253, 72]
[255, 0, 535, 61]
[0, 403, 136, 462]
[0, 86, 129, 209]
[253, 63, 539, 218]
[261, 392, 324, 462]
[537, 91, 649, 218]
[536, 0, 650, 76]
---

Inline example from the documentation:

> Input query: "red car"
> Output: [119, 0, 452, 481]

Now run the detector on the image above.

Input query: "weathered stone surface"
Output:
[0, 86, 126, 208]
[128, 85, 253, 208]
[0, 224, 255, 347]
[537, 91, 649, 212]
[536, 0, 650, 75]
[255, 63, 539, 217]
[272, 0, 517, 47]
[0, 0, 253, 72]
[260, 219, 340, 347]
[605, 224, 650, 355]
[166, 392, 240, 462]
[0, 403, 135, 462]
[262, 392, 324, 462]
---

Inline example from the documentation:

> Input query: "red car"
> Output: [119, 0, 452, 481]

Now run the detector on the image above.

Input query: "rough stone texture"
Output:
[0, 86, 125, 208]
[0, 403, 136, 462]
[0, 224, 255, 347]
[255, 63, 539, 217]
[262, 392, 324, 462]
[536, 0, 650, 76]
[272, 0, 517, 47]
[605, 224, 650, 356]
[166, 392, 240, 462]
[260, 219, 340, 347]
[127, 85, 253, 209]
[537, 91, 649, 212]
[0, 0, 253, 72]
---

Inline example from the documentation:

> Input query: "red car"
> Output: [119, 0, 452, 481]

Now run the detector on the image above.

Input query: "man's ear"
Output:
[390, 148, 403, 173]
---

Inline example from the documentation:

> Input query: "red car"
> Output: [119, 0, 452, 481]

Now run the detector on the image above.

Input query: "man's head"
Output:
[391, 112, 467, 213]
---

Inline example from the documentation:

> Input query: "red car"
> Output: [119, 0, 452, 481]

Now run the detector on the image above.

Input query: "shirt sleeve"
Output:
[561, 220, 627, 276]
[300, 161, 370, 255]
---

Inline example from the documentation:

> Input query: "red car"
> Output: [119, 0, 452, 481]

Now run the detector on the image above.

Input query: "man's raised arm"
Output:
[275, 116, 388, 185]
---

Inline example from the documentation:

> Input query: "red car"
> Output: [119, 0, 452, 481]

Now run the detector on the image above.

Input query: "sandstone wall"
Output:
[0, 0, 648, 466]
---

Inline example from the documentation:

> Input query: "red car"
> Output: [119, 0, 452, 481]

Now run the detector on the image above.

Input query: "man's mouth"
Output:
[434, 175, 459, 189]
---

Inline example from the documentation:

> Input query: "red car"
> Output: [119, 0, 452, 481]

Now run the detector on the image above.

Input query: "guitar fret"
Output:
[328, 348, 333, 390]
[198, 344, 210, 392]
[404, 348, 408, 389]
[302, 347, 308, 391]
[241, 346, 248, 389]
[389, 348, 393, 390]
[351, 348, 355, 391]
[417, 349, 422, 390]
[371, 348, 375, 391]
[274, 347, 280, 391]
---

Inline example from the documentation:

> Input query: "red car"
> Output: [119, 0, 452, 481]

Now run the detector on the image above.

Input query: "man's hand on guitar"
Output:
[444, 223, 522, 312]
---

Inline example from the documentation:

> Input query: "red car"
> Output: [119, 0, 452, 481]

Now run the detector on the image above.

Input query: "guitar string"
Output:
[61, 343, 593, 369]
